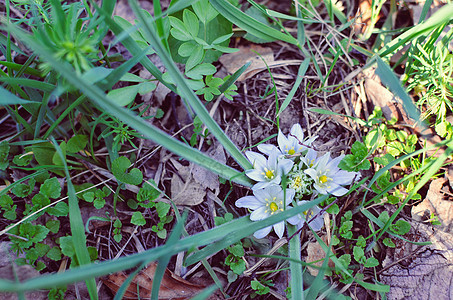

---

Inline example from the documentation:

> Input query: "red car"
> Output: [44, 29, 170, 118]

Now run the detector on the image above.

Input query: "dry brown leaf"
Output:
[103, 262, 206, 299]
[305, 235, 335, 277]
[192, 143, 226, 193]
[170, 159, 206, 206]
[411, 178, 453, 228]
[219, 45, 274, 81]
[352, 0, 380, 35]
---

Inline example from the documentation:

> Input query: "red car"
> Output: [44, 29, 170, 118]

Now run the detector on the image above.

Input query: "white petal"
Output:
[254, 226, 272, 239]
[252, 181, 271, 190]
[290, 123, 303, 139]
[287, 214, 302, 226]
[279, 158, 294, 175]
[258, 144, 279, 156]
[328, 183, 348, 196]
[254, 187, 272, 201]
[235, 196, 264, 210]
[250, 207, 268, 221]
[327, 154, 344, 171]
[277, 130, 290, 152]
[308, 215, 325, 231]
[285, 188, 296, 202]
[273, 221, 285, 238]
[246, 169, 265, 182]
[317, 152, 330, 168]
[245, 151, 266, 167]
[332, 170, 357, 185]
[304, 168, 318, 180]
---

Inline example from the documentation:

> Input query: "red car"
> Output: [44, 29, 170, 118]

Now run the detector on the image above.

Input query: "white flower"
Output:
[299, 148, 318, 169]
[245, 148, 293, 190]
[258, 124, 317, 158]
[287, 169, 314, 196]
[304, 152, 358, 196]
[235, 185, 295, 239]
[287, 200, 325, 231]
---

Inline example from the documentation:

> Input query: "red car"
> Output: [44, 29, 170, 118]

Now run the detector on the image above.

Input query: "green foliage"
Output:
[0, 140, 10, 170]
[113, 219, 122, 243]
[224, 243, 246, 275]
[250, 279, 270, 296]
[131, 211, 146, 226]
[112, 156, 143, 186]
[339, 141, 371, 171]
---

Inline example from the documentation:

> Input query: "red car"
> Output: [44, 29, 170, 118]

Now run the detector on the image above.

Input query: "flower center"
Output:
[269, 202, 278, 212]
[263, 168, 275, 179]
[293, 176, 302, 188]
[319, 175, 329, 184]
[288, 148, 295, 155]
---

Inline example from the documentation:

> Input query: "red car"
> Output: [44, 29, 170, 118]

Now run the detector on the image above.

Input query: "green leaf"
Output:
[67, 135, 88, 153]
[353, 246, 365, 263]
[93, 197, 105, 209]
[47, 246, 62, 261]
[131, 211, 146, 226]
[169, 16, 192, 41]
[185, 63, 216, 80]
[47, 202, 69, 217]
[356, 235, 366, 247]
[12, 178, 35, 198]
[0, 195, 13, 207]
[12, 153, 33, 166]
[83, 192, 95, 203]
[383, 238, 395, 248]
[40, 177, 62, 199]
[373, 153, 395, 165]
[0, 141, 10, 170]
[137, 81, 156, 95]
[185, 44, 204, 71]
[60, 236, 75, 257]
[107, 85, 140, 106]
[32, 193, 50, 208]
[30, 224, 50, 244]
[46, 220, 60, 234]
[326, 203, 340, 214]
[178, 41, 198, 57]
[112, 156, 143, 186]
[183, 10, 200, 37]
[156, 229, 167, 239]
[192, 0, 219, 24]
[155, 202, 170, 219]
[228, 244, 244, 257]
[31, 142, 55, 166]
[364, 257, 379, 268]
[390, 220, 411, 235]
[3, 207, 17, 220]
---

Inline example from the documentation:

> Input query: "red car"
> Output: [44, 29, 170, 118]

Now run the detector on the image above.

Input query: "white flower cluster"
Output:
[236, 124, 359, 239]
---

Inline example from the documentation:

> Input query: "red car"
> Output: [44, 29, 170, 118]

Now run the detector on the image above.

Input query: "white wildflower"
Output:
[245, 148, 293, 190]
[287, 200, 325, 231]
[235, 185, 295, 239]
[304, 152, 358, 196]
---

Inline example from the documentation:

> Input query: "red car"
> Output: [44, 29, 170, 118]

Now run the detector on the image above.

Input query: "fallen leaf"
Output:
[103, 262, 206, 299]
[411, 178, 453, 228]
[305, 235, 334, 277]
[219, 45, 274, 81]
[170, 159, 206, 206]
[192, 143, 226, 193]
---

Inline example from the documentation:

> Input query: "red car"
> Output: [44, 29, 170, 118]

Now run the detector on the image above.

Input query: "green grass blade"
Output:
[185, 195, 327, 265]
[0, 86, 41, 105]
[51, 136, 98, 300]
[190, 286, 218, 300]
[277, 58, 309, 117]
[128, 0, 252, 171]
[375, 56, 421, 123]
[210, 0, 299, 45]
[4, 22, 252, 187]
[0, 197, 326, 292]
[378, 3, 453, 57]
[288, 224, 304, 300]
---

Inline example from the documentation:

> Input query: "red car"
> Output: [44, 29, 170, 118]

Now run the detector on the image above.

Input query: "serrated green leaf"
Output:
[155, 202, 170, 219]
[60, 236, 75, 257]
[32, 193, 50, 208]
[229, 244, 244, 257]
[47, 246, 62, 261]
[364, 257, 379, 268]
[47, 202, 69, 217]
[131, 211, 146, 226]
[13, 153, 33, 166]
[353, 246, 365, 262]
[383, 237, 395, 248]
[373, 154, 395, 165]
[31, 225, 50, 243]
[40, 177, 62, 199]
[112, 156, 143, 186]
[46, 220, 60, 234]
[390, 219, 411, 235]
[0, 195, 13, 207]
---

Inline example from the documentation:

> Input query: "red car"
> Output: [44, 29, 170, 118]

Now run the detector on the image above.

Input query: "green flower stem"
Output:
[288, 224, 304, 300]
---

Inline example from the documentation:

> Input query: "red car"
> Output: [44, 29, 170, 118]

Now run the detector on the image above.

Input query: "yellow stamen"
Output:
[288, 148, 295, 155]
[269, 202, 278, 212]
[264, 168, 275, 179]
[319, 175, 328, 184]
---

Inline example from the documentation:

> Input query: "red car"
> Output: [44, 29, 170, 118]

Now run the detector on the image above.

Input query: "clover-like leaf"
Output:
[112, 156, 143, 186]
[183, 9, 200, 37]
[185, 63, 216, 80]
